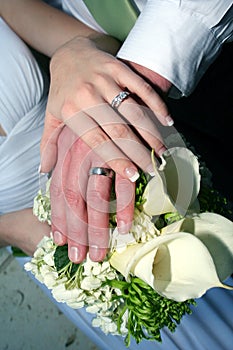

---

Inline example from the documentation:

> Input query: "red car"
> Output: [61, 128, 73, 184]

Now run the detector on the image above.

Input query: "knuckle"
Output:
[87, 189, 110, 213]
[129, 104, 147, 125]
[63, 188, 84, 208]
[61, 82, 95, 118]
[108, 123, 130, 139]
[61, 98, 78, 119]
[85, 130, 108, 148]
[141, 80, 154, 95]
[77, 82, 95, 98]
[68, 231, 88, 246]
[50, 181, 62, 199]
[104, 59, 119, 74]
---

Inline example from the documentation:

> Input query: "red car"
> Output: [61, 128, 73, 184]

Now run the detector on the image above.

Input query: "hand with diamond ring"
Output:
[0, 0, 173, 263]
[40, 36, 173, 182]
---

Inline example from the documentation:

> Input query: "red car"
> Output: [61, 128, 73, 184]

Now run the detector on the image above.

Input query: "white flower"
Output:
[92, 316, 118, 335]
[24, 261, 37, 272]
[43, 271, 59, 288]
[86, 304, 100, 314]
[67, 300, 85, 309]
[52, 284, 84, 302]
[80, 276, 102, 290]
[110, 209, 159, 253]
[143, 147, 200, 216]
[43, 251, 55, 267]
[110, 219, 233, 302]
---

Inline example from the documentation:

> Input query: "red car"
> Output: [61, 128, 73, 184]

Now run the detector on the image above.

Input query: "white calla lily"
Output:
[110, 231, 233, 302]
[161, 212, 233, 281]
[143, 147, 201, 216]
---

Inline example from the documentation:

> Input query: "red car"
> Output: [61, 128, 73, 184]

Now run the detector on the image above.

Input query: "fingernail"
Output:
[118, 220, 130, 234]
[158, 146, 167, 157]
[89, 245, 100, 262]
[69, 246, 79, 262]
[37, 164, 46, 175]
[124, 168, 140, 182]
[146, 163, 156, 177]
[165, 115, 174, 126]
[53, 231, 64, 245]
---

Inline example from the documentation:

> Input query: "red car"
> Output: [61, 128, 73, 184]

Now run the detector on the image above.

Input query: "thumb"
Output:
[40, 112, 64, 173]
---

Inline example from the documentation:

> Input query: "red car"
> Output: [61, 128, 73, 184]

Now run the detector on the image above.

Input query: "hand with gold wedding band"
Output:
[51, 126, 135, 263]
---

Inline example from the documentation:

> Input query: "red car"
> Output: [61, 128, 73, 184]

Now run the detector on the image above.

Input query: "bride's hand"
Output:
[40, 35, 172, 180]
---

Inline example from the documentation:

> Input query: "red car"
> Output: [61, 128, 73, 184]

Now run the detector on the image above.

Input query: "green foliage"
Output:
[199, 185, 232, 219]
[54, 245, 79, 277]
[106, 277, 195, 347]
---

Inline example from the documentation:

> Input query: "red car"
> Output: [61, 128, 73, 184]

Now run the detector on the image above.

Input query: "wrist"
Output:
[125, 61, 172, 95]
[87, 33, 121, 55]
[50, 33, 121, 66]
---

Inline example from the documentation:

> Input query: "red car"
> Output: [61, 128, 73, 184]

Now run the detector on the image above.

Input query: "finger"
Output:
[95, 79, 167, 156]
[49, 127, 78, 247]
[115, 174, 135, 234]
[40, 111, 64, 173]
[63, 137, 90, 263]
[117, 101, 167, 157]
[87, 101, 166, 160]
[115, 63, 171, 126]
[86, 169, 113, 262]
[65, 109, 140, 182]
[50, 170, 67, 246]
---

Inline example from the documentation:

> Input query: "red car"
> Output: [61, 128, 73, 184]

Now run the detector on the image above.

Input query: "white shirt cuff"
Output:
[117, 0, 233, 98]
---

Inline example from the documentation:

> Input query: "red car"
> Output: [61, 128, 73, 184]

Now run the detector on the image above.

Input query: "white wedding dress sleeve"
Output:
[0, 18, 48, 214]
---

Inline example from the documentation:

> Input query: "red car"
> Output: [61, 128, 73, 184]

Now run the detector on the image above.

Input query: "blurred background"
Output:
[0, 247, 99, 350]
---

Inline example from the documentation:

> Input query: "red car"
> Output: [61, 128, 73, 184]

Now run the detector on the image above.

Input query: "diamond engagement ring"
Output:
[111, 91, 130, 109]
[88, 167, 114, 177]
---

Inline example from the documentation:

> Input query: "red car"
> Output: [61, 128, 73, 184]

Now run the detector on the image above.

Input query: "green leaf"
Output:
[54, 245, 79, 276]
[11, 246, 28, 257]
[54, 245, 70, 271]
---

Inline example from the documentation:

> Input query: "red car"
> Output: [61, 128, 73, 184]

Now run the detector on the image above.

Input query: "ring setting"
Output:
[111, 91, 130, 109]
[89, 167, 114, 178]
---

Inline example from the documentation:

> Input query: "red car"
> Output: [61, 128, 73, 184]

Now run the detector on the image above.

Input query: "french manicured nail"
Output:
[165, 115, 174, 126]
[69, 246, 79, 262]
[124, 168, 140, 182]
[37, 164, 46, 175]
[53, 231, 64, 244]
[146, 163, 156, 177]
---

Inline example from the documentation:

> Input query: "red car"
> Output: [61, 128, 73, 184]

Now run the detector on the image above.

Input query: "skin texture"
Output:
[0, 0, 172, 261]
[0, 209, 50, 256]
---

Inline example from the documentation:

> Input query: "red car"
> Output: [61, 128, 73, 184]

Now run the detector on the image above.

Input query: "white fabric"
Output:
[0, 18, 48, 214]
[62, 0, 233, 97]
[118, 0, 233, 97]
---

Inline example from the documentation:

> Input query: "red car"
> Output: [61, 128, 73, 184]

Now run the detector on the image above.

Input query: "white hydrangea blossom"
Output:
[25, 236, 124, 335]
[110, 208, 159, 253]
[26, 176, 167, 338]
[33, 179, 51, 225]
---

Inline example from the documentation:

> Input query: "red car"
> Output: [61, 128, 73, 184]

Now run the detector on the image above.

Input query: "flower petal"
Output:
[161, 213, 233, 281]
[143, 147, 201, 216]
[110, 232, 233, 302]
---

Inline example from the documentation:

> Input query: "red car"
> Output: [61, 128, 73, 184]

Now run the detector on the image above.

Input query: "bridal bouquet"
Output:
[25, 146, 233, 347]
